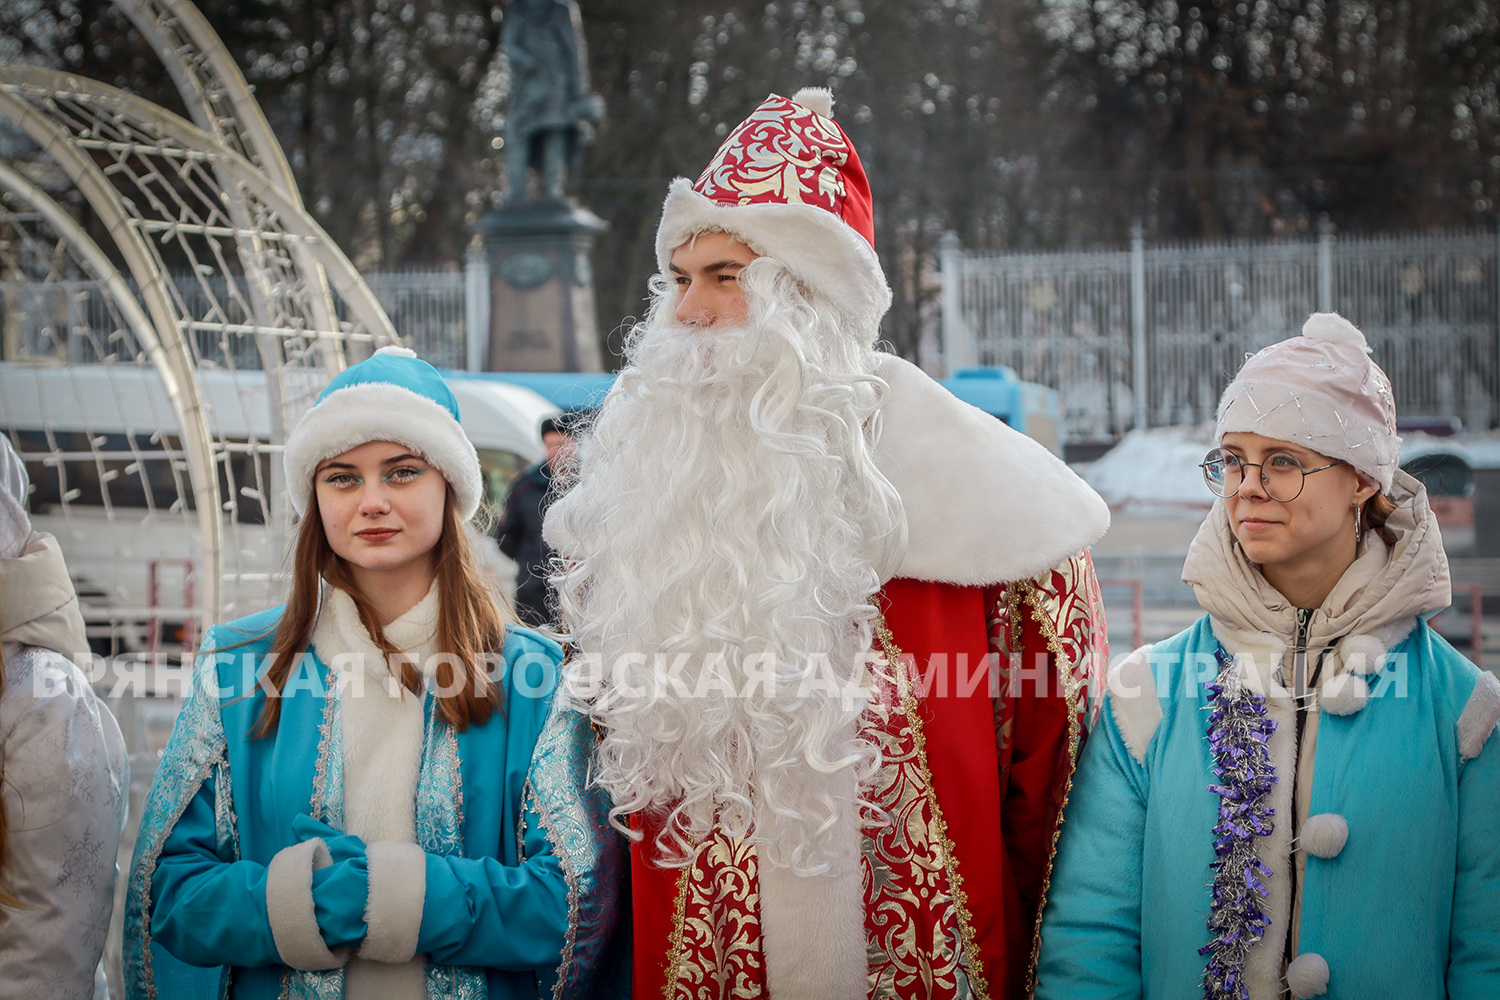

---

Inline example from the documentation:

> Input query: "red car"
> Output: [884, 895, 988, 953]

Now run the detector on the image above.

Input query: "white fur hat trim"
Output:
[654, 87, 889, 334]
[283, 382, 483, 520]
[655, 180, 892, 336]
[1300, 813, 1349, 859]
[1321, 672, 1369, 716]
[1286, 953, 1330, 997]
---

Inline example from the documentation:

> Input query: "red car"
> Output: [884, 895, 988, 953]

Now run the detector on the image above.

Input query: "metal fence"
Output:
[15, 231, 1499, 441]
[941, 227, 1500, 440]
[1, 266, 474, 370]
[365, 266, 470, 369]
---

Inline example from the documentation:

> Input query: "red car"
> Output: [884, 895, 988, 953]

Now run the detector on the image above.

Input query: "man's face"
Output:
[669, 231, 758, 328]
[543, 430, 574, 472]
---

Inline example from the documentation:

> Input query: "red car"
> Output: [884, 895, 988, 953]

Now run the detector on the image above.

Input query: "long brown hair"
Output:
[1363, 489, 1400, 547]
[252, 484, 503, 738]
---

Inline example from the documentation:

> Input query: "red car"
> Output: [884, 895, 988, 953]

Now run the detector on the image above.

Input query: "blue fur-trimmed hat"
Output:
[283, 346, 483, 519]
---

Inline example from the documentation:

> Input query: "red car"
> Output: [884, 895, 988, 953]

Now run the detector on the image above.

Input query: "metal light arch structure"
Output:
[0, 66, 401, 395]
[113, 0, 303, 198]
[0, 163, 224, 629]
[0, 161, 199, 410]
[0, 65, 401, 625]
[113, 0, 350, 381]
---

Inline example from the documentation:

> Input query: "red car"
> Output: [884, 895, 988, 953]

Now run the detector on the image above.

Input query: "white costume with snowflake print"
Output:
[1, 535, 129, 1000]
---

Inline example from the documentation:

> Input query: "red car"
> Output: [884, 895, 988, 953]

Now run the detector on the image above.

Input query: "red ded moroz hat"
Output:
[655, 87, 891, 333]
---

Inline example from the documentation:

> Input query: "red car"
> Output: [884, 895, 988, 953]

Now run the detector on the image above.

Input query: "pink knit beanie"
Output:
[1216, 312, 1401, 491]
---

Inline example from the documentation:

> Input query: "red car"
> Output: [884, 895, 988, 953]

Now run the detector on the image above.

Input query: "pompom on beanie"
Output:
[1216, 312, 1401, 492]
[282, 346, 483, 519]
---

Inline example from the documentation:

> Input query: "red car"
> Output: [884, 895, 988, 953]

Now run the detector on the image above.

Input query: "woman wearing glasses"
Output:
[1036, 314, 1500, 999]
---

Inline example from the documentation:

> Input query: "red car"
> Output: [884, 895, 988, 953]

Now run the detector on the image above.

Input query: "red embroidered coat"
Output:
[630, 555, 1108, 1000]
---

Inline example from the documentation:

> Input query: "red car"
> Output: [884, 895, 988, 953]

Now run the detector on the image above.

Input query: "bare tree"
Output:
[4, 0, 1498, 363]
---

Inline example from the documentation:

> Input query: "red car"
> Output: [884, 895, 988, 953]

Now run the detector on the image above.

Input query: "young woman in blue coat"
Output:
[126, 347, 626, 999]
[1037, 314, 1500, 1000]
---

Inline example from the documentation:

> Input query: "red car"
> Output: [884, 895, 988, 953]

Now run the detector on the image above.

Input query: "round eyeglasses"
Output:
[1199, 448, 1345, 502]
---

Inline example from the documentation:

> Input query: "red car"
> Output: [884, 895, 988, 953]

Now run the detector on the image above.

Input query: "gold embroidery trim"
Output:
[663, 863, 692, 999]
[875, 617, 994, 1000]
[1004, 580, 1026, 657]
[1017, 569, 1085, 998]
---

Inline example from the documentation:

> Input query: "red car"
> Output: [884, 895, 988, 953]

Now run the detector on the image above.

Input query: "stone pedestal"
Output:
[474, 200, 606, 372]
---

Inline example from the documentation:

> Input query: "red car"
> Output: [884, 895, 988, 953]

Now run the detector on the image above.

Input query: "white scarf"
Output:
[1182, 468, 1450, 682]
[309, 583, 438, 999]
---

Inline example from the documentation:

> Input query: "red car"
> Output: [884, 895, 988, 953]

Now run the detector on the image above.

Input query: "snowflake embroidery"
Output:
[54, 825, 106, 899]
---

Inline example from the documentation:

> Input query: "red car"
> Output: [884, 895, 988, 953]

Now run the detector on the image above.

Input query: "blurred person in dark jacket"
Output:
[495, 414, 578, 626]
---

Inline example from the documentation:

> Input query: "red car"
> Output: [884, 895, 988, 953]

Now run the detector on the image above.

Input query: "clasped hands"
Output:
[293, 813, 370, 951]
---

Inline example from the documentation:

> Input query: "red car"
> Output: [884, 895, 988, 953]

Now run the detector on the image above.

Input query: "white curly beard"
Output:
[549, 258, 907, 873]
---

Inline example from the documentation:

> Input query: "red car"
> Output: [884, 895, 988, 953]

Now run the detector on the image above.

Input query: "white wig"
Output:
[548, 255, 906, 872]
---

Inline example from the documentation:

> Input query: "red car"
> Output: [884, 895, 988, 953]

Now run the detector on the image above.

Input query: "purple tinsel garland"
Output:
[1198, 646, 1279, 1000]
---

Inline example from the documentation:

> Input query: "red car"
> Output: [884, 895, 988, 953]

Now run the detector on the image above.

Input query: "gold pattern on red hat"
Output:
[694, 95, 851, 212]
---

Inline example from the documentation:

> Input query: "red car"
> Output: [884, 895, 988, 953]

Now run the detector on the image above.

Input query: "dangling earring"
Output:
[1354, 504, 1363, 540]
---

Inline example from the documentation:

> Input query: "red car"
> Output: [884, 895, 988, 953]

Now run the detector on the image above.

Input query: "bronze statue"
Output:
[503, 0, 603, 204]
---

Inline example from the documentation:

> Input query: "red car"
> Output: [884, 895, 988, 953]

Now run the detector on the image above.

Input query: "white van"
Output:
[0, 361, 556, 654]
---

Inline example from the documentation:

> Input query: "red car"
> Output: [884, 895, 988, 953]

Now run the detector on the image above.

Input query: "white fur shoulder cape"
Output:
[756, 362, 1109, 1000]
[542, 353, 1110, 585]
[873, 354, 1109, 585]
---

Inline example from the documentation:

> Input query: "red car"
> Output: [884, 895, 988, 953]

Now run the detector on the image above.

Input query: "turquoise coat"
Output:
[125, 607, 627, 999]
[1036, 616, 1500, 999]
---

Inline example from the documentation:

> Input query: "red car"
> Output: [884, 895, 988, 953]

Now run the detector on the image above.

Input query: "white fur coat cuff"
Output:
[266, 838, 348, 970]
[357, 841, 427, 963]
[1459, 671, 1500, 761]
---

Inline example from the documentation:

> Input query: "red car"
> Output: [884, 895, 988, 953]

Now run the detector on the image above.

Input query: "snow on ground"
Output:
[1076, 425, 1217, 508]
[1399, 430, 1500, 469]
[1075, 425, 1500, 509]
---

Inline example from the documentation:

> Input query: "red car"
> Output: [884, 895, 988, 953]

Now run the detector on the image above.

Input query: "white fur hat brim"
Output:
[654, 179, 892, 336]
[283, 382, 483, 520]
[1217, 378, 1400, 491]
